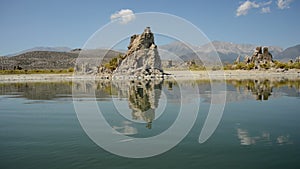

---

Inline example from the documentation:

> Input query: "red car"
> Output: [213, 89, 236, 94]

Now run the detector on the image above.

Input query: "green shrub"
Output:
[275, 62, 288, 69]
[104, 54, 125, 71]
[246, 63, 255, 70]
[223, 63, 233, 70]
[68, 67, 74, 72]
[0, 69, 74, 74]
[189, 64, 206, 71]
[235, 62, 246, 70]
[292, 62, 300, 69]
[211, 66, 221, 71]
[260, 63, 271, 69]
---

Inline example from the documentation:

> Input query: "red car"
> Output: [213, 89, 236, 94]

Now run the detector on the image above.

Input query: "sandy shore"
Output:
[0, 74, 74, 83]
[165, 69, 300, 80]
[0, 70, 300, 83]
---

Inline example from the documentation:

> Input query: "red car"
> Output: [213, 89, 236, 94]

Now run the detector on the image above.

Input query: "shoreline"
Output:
[0, 70, 300, 83]
[166, 69, 300, 81]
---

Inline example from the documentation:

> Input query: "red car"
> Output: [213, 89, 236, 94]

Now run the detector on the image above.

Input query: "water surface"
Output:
[0, 79, 299, 169]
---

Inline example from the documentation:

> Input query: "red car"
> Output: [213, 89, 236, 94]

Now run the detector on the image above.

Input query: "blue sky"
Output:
[0, 0, 299, 55]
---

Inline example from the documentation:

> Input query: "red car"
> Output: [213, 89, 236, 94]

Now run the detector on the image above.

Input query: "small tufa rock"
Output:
[262, 47, 273, 62]
[235, 55, 241, 63]
[244, 55, 251, 64]
[294, 56, 300, 63]
[249, 46, 273, 63]
[242, 46, 274, 70]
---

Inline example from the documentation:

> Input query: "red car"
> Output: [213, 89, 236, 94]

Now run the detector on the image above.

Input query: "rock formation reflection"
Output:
[249, 79, 272, 100]
[122, 80, 163, 129]
[71, 79, 164, 130]
[230, 79, 272, 100]
[228, 79, 300, 101]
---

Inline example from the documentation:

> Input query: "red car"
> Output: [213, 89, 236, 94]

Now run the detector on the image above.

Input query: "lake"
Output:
[0, 78, 300, 169]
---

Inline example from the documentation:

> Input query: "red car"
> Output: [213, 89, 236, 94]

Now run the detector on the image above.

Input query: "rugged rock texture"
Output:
[113, 27, 163, 78]
[245, 46, 273, 64]
[253, 47, 272, 62]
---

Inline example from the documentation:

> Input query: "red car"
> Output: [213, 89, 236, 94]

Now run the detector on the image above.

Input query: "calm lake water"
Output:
[0, 79, 300, 169]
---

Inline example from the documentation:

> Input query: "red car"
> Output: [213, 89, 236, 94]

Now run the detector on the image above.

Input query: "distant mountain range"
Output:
[5, 47, 72, 57]
[276, 44, 300, 61]
[1, 48, 123, 70]
[2, 41, 300, 69]
[159, 41, 289, 63]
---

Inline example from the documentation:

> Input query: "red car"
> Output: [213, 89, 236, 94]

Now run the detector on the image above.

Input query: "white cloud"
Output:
[236, 1, 260, 16]
[277, 0, 293, 9]
[259, 0, 273, 6]
[110, 9, 135, 24]
[261, 7, 271, 13]
[236, 0, 274, 16]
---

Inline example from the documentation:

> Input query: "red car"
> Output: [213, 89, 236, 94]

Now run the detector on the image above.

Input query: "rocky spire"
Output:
[235, 55, 241, 63]
[249, 46, 273, 63]
[113, 27, 163, 78]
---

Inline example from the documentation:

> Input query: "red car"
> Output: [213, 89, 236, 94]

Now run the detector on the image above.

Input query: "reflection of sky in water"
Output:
[277, 135, 293, 145]
[237, 128, 257, 145]
[112, 121, 138, 135]
[237, 128, 293, 146]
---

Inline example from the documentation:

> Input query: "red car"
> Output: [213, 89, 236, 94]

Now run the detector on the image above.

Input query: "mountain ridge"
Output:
[159, 41, 285, 63]
[276, 44, 300, 61]
[5, 47, 72, 57]
[0, 49, 123, 70]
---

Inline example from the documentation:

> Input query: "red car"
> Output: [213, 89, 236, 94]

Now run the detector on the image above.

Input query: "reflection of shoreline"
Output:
[230, 79, 273, 101]
[228, 79, 300, 101]
[0, 79, 299, 101]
